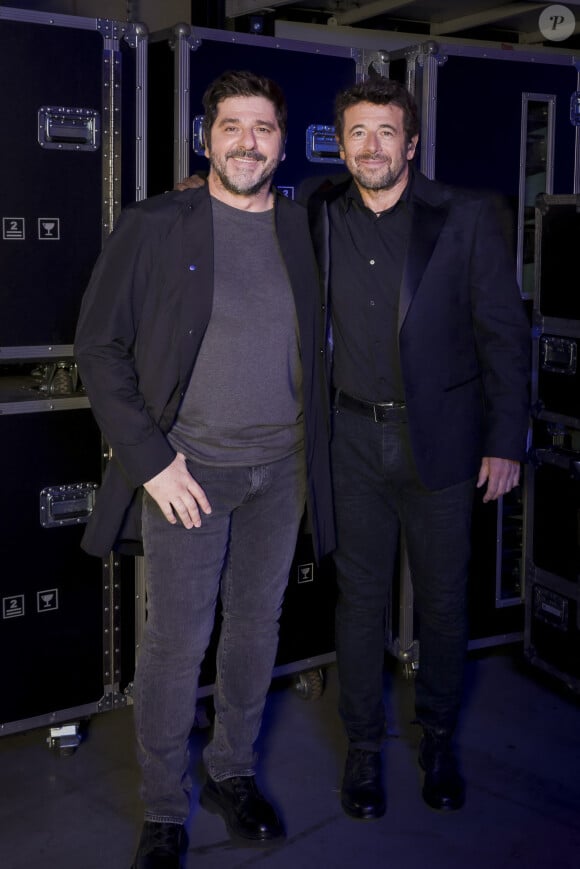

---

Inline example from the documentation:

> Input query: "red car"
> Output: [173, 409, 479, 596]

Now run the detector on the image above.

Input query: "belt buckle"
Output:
[373, 401, 397, 422]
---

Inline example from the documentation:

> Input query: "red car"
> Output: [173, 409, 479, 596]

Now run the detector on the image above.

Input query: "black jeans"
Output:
[136, 450, 306, 823]
[331, 405, 476, 748]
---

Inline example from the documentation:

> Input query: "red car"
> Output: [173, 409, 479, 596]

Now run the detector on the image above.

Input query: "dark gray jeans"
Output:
[134, 450, 306, 824]
[331, 406, 476, 748]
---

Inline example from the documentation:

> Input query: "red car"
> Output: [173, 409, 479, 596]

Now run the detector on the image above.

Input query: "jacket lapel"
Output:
[275, 191, 320, 343]
[398, 203, 446, 329]
[399, 175, 448, 331]
[177, 188, 215, 382]
[399, 178, 450, 330]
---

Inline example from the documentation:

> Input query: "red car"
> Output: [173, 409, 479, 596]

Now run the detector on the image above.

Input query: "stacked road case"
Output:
[0, 6, 148, 353]
[5, 9, 577, 734]
[0, 6, 147, 745]
[524, 193, 580, 692]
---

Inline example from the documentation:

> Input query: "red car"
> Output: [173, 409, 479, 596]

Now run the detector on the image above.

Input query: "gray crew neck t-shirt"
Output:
[168, 196, 304, 466]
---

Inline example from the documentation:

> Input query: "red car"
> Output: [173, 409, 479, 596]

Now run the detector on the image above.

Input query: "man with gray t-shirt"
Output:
[74, 71, 334, 869]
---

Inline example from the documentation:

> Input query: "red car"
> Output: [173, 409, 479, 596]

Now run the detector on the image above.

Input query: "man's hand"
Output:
[175, 174, 206, 192]
[476, 456, 520, 503]
[143, 452, 212, 528]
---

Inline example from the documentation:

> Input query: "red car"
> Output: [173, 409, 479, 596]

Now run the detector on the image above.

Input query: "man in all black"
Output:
[307, 79, 529, 818]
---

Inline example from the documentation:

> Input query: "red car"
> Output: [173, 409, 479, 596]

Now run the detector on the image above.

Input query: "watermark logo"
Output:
[539, 4, 576, 41]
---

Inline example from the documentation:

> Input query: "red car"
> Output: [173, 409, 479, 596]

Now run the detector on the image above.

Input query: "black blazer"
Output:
[74, 186, 335, 559]
[308, 170, 531, 491]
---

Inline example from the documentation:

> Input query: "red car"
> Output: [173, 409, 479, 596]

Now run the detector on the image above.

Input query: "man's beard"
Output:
[210, 147, 279, 196]
[349, 152, 406, 191]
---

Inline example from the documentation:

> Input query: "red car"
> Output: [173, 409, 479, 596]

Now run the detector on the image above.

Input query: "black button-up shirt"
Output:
[329, 178, 412, 402]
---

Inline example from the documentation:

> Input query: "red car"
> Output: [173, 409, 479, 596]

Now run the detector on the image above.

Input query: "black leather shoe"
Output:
[419, 728, 465, 811]
[199, 775, 285, 845]
[341, 747, 386, 820]
[130, 821, 188, 868]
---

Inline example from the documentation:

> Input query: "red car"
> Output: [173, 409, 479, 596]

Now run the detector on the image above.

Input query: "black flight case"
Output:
[524, 194, 580, 692]
[0, 5, 147, 749]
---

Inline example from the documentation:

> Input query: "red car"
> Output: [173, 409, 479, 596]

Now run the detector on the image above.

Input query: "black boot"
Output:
[200, 775, 285, 845]
[130, 821, 188, 869]
[341, 747, 386, 820]
[418, 728, 465, 811]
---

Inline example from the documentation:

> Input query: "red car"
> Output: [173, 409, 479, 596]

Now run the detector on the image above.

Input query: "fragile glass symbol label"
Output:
[297, 563, 314, 583]
[37, 589, 59, 612]
[38, 218, 60, 240]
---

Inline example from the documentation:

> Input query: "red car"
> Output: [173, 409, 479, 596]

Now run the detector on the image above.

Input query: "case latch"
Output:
[38, 106, 100, 151]
[40, 482, 98, 527]
[540, 335, 577, 375]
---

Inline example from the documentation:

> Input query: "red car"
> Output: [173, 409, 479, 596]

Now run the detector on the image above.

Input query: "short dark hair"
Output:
[334, 78, 420, 145]
[202, 70, 287, 147]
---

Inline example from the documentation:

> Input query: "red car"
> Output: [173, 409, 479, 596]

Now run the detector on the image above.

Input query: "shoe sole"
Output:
[340, 795, 386, 820]
[421, 788, 465, 812]
[199, 787, 286, 847]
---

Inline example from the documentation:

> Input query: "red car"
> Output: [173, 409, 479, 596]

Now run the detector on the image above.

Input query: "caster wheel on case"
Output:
[294, 668, 325, 700]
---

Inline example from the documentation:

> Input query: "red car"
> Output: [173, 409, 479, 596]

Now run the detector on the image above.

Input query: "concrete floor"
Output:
[1, 648, 579, 869]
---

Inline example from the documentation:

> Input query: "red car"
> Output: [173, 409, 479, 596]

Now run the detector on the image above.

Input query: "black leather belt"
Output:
[336, 391, 406, 422]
